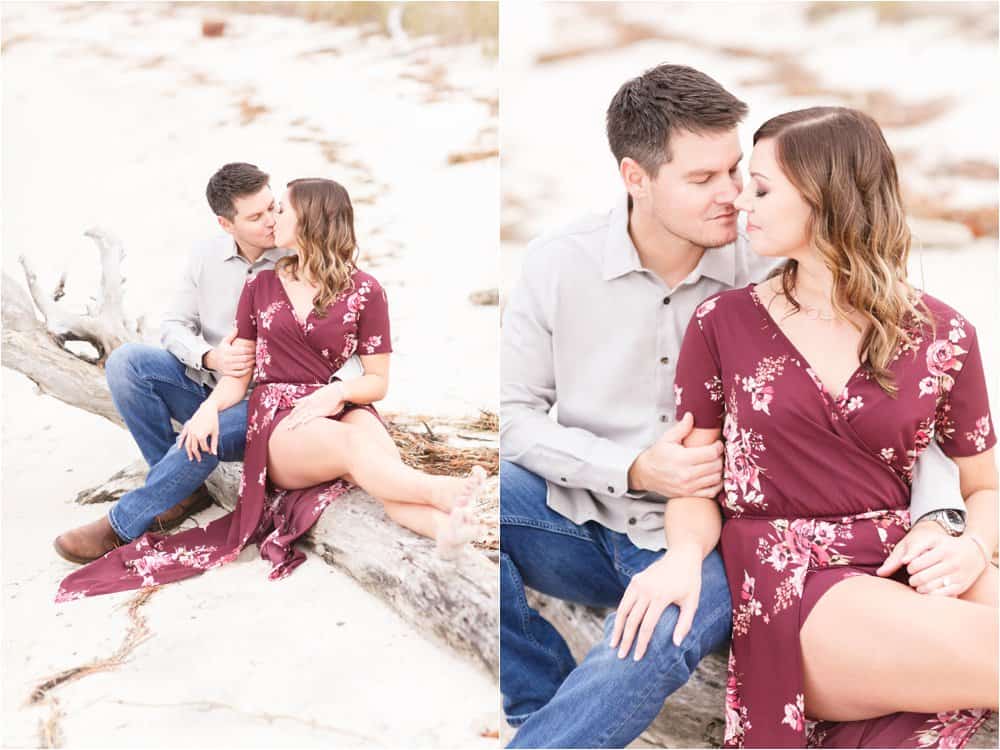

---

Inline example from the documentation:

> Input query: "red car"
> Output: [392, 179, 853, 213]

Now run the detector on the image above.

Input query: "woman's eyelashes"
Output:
[755, 190, 768, 198]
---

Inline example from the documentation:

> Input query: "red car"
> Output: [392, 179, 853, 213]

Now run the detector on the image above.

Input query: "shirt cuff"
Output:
[589, 441, 644, 498]
[191, 340, 214, 371]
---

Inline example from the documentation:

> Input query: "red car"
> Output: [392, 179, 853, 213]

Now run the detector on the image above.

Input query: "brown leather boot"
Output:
[151, 485, 214, 532]
[53, 514, 125, 564]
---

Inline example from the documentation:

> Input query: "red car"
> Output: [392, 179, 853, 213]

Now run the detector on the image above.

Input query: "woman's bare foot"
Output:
[436, 467, 487, 560]
[431, 465, 487, 512]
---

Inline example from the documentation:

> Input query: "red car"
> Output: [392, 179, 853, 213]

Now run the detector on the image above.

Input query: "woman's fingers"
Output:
[209, 429, 218, 456]
[632, 600, 668, 661]
[610, 590, 635, 649]
[912, 561, 956, 592]
[907, 544, 946, 577]
[673, 591, 699, 646]
[617, 597, 650, 659]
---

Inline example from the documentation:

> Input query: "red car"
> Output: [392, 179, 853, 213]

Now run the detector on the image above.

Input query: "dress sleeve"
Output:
[357, 277, 392, 355]
[674, 304, 725, 429]
[936, 325, 995, 457]
[234, 276, 257, 341]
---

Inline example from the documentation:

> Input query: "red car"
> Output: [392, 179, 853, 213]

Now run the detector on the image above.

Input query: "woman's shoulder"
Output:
[350, 268, 384, 292]
[691, 284, 754, 324]
[912, 290, 978, 339]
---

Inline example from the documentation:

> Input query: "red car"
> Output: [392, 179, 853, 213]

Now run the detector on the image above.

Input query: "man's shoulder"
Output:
[523, 209, 612, 268]
[184, 235, 232, 267]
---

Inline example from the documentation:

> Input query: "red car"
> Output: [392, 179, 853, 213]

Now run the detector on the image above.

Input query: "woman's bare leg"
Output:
[800, 574, 998, 722]
[960, 564, 998, 607]
[267, 409, 484, 512]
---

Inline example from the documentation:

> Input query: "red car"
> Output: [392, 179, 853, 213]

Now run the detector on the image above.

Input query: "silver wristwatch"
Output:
[916, 509, 966, 537]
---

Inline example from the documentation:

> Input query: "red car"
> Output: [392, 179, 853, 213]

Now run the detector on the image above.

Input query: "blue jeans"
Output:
[500, 461, 732, 748]
[104, 343, 249, 541]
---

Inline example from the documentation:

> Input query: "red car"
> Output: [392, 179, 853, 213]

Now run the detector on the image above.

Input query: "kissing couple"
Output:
[500, 64, 996, 748]
[56, 164, 488, 600]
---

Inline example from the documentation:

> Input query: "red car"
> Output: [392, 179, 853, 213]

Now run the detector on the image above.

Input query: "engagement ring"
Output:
[940, 577, 950, 589]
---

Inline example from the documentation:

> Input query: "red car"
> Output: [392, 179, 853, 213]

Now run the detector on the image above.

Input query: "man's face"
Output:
[218, 186, 277, 252]
[636, 128, 744, 250]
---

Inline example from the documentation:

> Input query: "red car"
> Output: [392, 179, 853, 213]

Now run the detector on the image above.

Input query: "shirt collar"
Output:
[601, 193, 737, 287]
[220, 237, 286, 264]
[601, 194, 644, 281]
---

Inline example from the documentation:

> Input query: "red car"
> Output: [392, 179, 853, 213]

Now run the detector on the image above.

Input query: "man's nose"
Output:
[733, 182, 752, 212]
[717, 174, 743, 205]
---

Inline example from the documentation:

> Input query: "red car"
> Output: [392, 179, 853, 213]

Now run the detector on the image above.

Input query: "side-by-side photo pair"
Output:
[2, 2, 997, 749]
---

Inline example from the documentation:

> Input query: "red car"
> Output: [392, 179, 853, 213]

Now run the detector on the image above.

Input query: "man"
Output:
[53, 162, 359, 561]
[499, 64, 967, 747]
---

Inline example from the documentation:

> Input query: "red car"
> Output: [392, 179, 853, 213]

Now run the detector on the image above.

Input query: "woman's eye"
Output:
[755, 190, 767, 198]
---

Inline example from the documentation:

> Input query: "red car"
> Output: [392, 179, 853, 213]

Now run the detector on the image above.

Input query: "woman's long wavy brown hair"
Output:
[755, 107, 931, 396]
[275, 178, 359, 317]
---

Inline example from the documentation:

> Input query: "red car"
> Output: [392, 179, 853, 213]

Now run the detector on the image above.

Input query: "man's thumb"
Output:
[662, 412, 695, 443]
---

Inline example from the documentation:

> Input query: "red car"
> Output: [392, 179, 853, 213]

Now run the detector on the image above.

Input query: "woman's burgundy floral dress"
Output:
[57, 268, 392, 601]
[674, 284, 994, 748]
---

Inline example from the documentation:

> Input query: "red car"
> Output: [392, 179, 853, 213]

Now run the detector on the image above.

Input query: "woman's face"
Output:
[273, 189, 300, 251]
[734, 138, 813, 260]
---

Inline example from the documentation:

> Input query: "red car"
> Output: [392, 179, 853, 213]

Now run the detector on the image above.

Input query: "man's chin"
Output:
[701, 228, 739, 250]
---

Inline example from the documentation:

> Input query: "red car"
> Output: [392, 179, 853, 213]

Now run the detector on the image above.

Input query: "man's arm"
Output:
[500, 245, 641, 498]
[909, 440, 968, 523]
[160, 248, 213, 371]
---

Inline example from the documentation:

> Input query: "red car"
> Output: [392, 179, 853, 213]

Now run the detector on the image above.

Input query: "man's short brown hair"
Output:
[606, 64, 748, 177]
[206, 162, 270, 220]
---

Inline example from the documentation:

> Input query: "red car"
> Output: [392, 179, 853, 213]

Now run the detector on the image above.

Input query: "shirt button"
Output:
[660, 356, 670, 364]
[662, 296, 671, 305]
[607, 485, 615, 494]
[560, 476, 567, 483]
[628, 517, 637, 526]
[660, 415, 669, 422]
[246, 268, 253, 275]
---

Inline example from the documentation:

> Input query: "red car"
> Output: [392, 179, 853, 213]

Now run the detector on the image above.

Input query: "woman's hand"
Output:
[284, 383, 346, 430]
[878, 521, 989, 596]
[178, 402, 220, 462]
[609, 542, 703, 661]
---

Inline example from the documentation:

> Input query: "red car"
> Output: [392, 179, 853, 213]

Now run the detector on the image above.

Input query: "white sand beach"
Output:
[2, 3, 499, 747]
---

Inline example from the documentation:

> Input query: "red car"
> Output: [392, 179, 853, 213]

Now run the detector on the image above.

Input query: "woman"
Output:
[669, 108, 996, 747]
[57, 178, 486, 601]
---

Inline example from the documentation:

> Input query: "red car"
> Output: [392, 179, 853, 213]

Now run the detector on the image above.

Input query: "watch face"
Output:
[944, 510, 964, 525]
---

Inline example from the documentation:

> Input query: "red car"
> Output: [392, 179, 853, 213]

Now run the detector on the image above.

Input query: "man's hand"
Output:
[283, 383, 347, 430]
[628, 412, 724, 498]
[203, 329, 254, 377]
[609, 543, 703, 661]
[877, 521, 988, 596]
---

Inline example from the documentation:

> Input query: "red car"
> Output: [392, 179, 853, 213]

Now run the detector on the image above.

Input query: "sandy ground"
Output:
[2, 3, 498, 748]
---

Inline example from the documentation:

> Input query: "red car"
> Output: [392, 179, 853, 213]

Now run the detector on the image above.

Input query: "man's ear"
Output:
[620, 157, 647, 202]
[217, 215, 235, 236]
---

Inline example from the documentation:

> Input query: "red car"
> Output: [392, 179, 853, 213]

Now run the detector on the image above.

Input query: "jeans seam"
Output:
[500, 515, 593, 542]
[595, 601, 731, 748]
[509, 557, 568, 667]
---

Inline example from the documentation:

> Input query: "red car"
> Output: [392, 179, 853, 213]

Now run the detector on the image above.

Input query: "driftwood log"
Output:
[2, 228, 498, 677]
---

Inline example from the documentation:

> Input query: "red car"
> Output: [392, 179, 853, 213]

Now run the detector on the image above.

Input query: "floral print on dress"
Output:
[672, 286, 993, 748]
[57, 268, 393, 603]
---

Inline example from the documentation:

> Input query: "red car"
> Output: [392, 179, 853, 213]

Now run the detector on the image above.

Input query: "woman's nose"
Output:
[733, 183, 752, 213]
